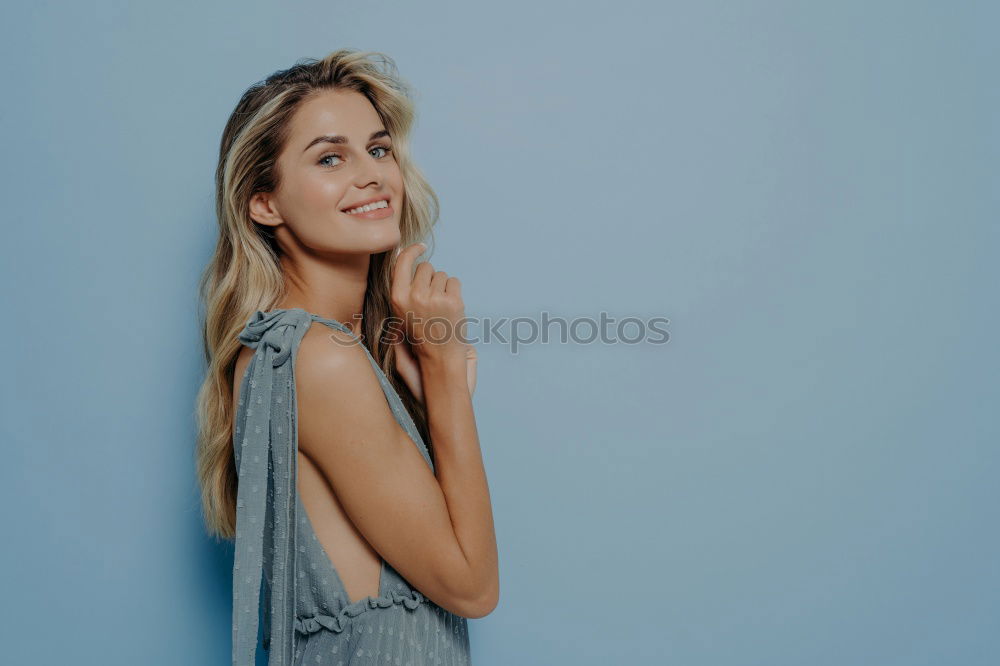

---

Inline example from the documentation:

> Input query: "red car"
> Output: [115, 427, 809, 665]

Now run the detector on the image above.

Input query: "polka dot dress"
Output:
[232, 308, 472, 665]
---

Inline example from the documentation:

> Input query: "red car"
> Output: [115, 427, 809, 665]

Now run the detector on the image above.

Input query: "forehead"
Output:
[286, 88, 383, 146]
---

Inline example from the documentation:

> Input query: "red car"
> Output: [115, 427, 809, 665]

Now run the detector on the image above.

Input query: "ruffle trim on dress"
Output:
[294, 588, 427, 635]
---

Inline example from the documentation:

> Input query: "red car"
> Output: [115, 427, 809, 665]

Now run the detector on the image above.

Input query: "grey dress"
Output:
[231, 307, 471, 666]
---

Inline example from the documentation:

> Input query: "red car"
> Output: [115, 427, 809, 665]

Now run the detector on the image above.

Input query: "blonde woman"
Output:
[195, 49, 498, 665]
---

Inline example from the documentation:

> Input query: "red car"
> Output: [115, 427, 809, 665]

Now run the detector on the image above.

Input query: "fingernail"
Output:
[418, 242, 427, 251]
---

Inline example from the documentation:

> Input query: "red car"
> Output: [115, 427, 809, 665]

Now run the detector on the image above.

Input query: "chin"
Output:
[364, 228, 403, 254]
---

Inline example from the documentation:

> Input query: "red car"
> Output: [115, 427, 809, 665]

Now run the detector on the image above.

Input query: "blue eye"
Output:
[318, 145, 392, 168]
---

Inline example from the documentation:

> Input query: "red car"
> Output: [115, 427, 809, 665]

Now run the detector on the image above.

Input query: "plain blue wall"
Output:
[2, 1, 997, 664]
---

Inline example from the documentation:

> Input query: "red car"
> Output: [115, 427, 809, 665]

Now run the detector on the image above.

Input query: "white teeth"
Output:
[345, 199, 389, 214]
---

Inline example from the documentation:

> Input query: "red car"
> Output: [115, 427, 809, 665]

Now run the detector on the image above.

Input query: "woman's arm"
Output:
[295, 243, 498, 619]
[390, 242, 498, 616]
[416, 349, 497, 615]
[295, 324, 497, 618]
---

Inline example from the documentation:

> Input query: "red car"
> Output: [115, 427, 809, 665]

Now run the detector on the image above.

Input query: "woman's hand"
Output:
[390, 242, 477, 397]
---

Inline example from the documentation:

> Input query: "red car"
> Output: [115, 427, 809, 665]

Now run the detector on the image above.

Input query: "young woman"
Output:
[195, 49, 498, 665]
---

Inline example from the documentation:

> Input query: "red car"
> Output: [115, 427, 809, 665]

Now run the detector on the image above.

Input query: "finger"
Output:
[391, 242, 426, 298]
[430, 271, 448, 292]
[445, 276, 461, 296]
[413, 260, 435, 290]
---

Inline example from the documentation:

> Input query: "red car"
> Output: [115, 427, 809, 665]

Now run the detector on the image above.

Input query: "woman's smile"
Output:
[341, 198, 394, 220]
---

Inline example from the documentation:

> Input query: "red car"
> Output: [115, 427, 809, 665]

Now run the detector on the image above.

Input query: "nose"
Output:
[353, 154, 382, 188]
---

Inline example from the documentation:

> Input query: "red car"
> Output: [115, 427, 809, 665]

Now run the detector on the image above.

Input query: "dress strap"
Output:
[231, 308, 318, 666]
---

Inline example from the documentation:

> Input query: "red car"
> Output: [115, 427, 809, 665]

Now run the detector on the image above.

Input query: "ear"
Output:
[249, 191, 283, 227]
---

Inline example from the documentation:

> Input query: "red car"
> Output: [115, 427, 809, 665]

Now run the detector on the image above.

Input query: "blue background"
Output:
[2, 1, 997, 664]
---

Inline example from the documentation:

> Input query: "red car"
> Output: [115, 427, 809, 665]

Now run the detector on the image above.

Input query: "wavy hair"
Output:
[195, 49, 438, 541]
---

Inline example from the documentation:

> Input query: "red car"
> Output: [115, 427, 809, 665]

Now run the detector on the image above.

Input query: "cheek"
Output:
[298, 173, 346, 212]
[387, 165, 404, 195]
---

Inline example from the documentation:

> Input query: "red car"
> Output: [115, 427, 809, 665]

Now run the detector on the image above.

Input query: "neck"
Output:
[274, 250, 370, 335]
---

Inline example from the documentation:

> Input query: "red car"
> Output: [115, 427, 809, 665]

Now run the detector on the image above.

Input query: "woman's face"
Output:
[251, 88, 404, 255]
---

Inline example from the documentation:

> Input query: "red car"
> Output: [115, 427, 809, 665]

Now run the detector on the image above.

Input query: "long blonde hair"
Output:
[195, 49, 438, 541]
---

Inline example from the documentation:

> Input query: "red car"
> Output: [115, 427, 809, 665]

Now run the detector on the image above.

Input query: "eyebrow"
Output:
[303, 129, 391, 153]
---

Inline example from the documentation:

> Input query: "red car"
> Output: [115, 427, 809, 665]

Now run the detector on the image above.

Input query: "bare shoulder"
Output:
[294, 321, 382, 411]
[294, 320, 403, 457]
[296, 320, 369, 377]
